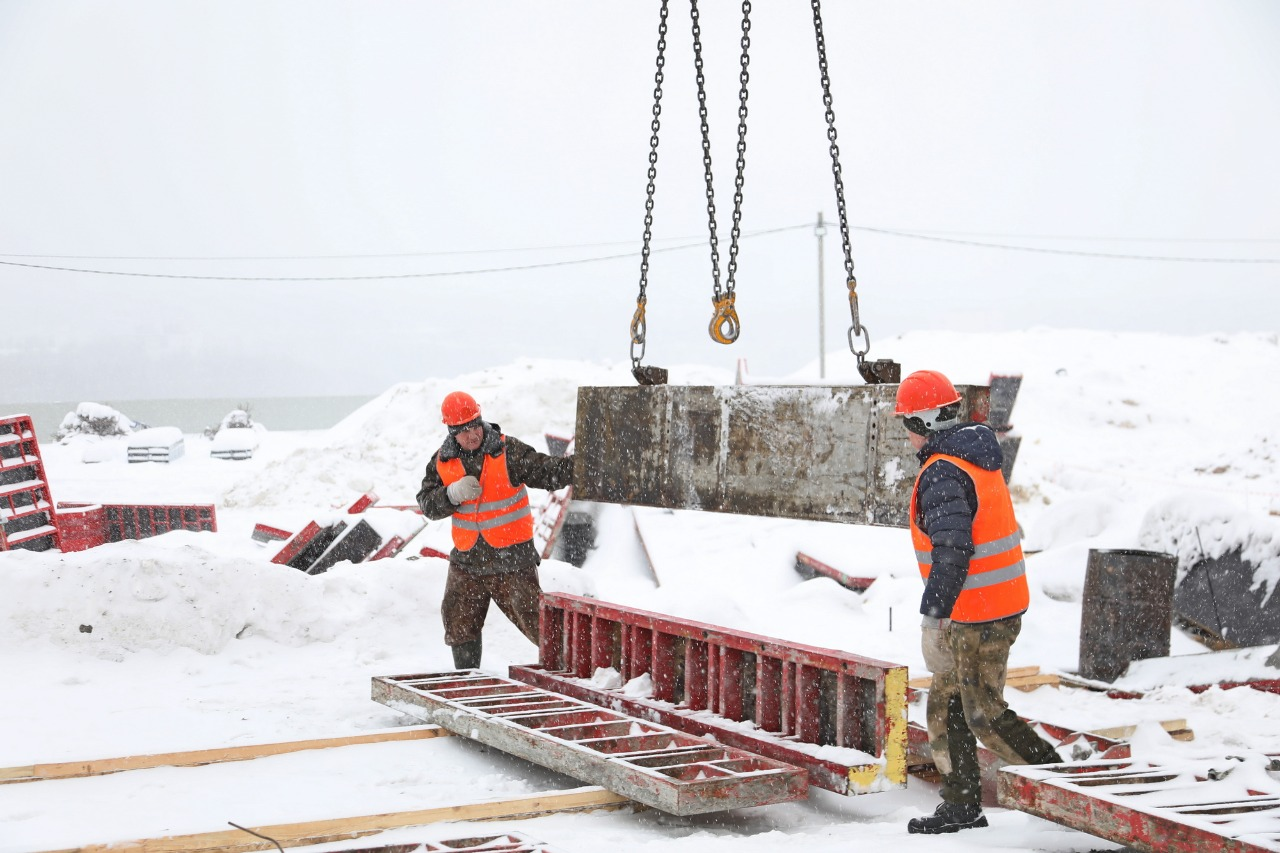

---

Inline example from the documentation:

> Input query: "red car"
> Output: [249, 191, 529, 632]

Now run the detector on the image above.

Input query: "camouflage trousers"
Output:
[441, 565, 542, 648]
[926, 615, 1061, 805]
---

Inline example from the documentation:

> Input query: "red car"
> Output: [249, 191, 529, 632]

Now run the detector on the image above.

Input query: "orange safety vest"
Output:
[910, 453, 1028, 623]
[436, 438, 535, 551]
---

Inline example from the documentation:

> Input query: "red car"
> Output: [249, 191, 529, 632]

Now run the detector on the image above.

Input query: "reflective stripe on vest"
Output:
[910, 453, 1029, 623]
[436, 438, 536, 551]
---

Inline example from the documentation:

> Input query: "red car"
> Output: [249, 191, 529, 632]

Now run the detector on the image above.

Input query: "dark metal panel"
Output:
[573, 384, 989, 528]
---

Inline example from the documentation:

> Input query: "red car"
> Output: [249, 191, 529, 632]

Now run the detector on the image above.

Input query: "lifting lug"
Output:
[858, 358, 901, 385]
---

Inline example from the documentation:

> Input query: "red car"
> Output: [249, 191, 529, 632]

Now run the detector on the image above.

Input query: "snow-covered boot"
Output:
[906, 802, 988, 834]
[451, 639, 482, 670]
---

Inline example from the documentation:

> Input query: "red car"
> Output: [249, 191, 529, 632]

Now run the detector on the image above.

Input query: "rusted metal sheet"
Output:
[999, 755, 1280, 853]
[372, 671, 808, 815]
[510, 592, 908, 795]
[572, 384, 990, 528]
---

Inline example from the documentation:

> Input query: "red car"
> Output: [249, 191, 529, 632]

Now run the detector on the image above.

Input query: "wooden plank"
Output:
[37, 788, 630, 853]
[1088, 719, 1194, 742]
[0, 726, 451, 784]
[909, 665, 1042, 690]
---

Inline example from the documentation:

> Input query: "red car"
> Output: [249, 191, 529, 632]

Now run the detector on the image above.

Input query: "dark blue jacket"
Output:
[913, 423, 1005, 620]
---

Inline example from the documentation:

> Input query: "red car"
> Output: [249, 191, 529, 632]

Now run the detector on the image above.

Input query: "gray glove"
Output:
[921, 616, 954, 674]
[446, 475, 482, 505]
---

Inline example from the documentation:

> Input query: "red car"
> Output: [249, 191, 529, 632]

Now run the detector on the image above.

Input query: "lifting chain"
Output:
[692, 0, 752, 345]
[811, 0, 898, 384]
[631, 0, 670, 381]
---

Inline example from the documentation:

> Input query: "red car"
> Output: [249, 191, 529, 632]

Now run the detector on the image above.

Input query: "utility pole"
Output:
[815, 212, 827, 379]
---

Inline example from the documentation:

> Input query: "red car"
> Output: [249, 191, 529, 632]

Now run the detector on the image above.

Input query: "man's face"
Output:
[908, 431, 928, 451]
[455, 423, 484, 452]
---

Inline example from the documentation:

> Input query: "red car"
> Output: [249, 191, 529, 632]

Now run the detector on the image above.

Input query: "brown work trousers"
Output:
[441, 565, 542, 648]
[926, 616, 1061, 805]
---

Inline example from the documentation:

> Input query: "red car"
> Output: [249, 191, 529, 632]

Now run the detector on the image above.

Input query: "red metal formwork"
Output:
[0, 414, 60, 553]
[372, 671, 808, 815]
[54, 501, 217, 549]
[999, 754, 1280, 853]
[509, 592, 908, 795]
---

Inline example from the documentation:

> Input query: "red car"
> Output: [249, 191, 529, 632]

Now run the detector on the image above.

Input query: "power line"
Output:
[0, 225, 809, 282]
[854, 225, 1280, 263]
[1, 221, 1276, 281]
[0, 224, 811, 263]
[860, 226, 1280, 244]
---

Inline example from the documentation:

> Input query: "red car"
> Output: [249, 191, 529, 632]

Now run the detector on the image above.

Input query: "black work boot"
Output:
[907, 802, 988, 834]
[451, 639, 483, 670]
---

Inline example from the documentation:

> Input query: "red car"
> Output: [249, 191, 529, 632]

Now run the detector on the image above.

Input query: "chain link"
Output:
[811, 0, 870, 364]
[691, 0, 751, 344]
[632, 0, 670, 369]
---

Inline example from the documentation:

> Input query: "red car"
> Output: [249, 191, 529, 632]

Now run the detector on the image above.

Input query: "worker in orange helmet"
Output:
[897, 370, 1060, 835]
[416, 391, 575, 670]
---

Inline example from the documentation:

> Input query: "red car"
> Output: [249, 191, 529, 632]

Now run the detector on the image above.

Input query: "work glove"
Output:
[446, 475, 482, 505]
[921, 616, 954, 674]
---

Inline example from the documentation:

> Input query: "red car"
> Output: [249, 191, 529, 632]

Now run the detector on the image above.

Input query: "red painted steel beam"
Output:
[520, 592, 908, 795]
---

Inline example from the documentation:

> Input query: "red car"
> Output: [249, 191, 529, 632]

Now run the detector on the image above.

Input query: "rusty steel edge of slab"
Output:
[543, 591, 902, 676]
[997, 762, 1280, 853]
[372, 674, 809, 816]
[572, 384, 990, 528]
[510, 664, 899, 796]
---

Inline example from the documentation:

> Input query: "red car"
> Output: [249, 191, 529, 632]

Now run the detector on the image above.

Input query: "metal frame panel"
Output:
[513, 592, 908, 795]
[999, 756, 1280, 853]
[372, 671, 808, 815]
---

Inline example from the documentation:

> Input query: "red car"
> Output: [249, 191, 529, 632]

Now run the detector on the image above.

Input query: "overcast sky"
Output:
[2, 0, 1277, 403]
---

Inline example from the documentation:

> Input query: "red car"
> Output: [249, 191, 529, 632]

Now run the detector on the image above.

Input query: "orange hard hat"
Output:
[441, 391, 482, 426]
[895, 370, 961, 416]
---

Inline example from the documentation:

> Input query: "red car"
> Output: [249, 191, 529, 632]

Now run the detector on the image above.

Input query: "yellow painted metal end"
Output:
[883, 665, 909, 785]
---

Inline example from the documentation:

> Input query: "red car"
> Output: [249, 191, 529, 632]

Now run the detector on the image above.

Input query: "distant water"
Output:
[2, 395, 377, 439]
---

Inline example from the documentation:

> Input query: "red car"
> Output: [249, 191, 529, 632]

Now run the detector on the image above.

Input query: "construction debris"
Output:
[372, 671, 808, 815]
[267, 493, 424, 574]
[793, 551, 875, 592]
[510, 592, 908, 795]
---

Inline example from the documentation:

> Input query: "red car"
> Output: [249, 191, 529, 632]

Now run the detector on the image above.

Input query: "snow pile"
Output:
[220, 358, 731, 510]
[0, 531, 595, 659]
[54, 402, 146, 441]
[1139, 494, 1280, 596]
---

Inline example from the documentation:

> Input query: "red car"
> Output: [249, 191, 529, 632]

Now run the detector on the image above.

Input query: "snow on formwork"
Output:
[1140, 494, 1280, 598]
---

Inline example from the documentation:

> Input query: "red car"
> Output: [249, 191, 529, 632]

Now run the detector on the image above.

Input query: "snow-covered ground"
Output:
[2, 329, 1279, 852]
